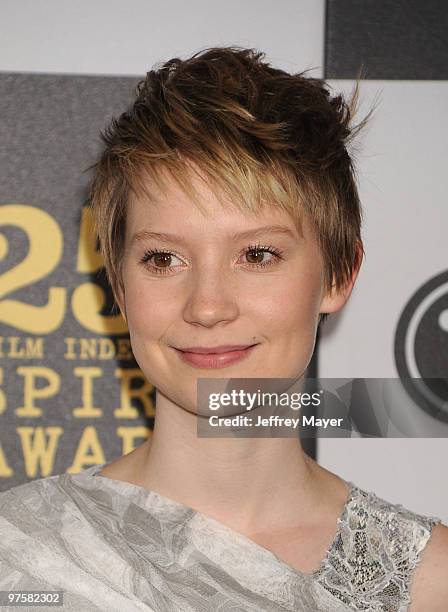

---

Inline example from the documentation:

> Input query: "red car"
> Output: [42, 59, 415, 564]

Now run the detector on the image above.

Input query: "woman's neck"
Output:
[102, 393, 348, 536]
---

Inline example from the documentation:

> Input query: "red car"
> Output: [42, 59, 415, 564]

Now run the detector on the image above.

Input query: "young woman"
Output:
[0, 46, 446, 611]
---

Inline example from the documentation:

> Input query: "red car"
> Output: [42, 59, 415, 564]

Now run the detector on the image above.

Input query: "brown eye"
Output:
[241, 244, 284, 270]
[246, 249, 267, 264]
[153, 253, 172, 268]
[140, 249, 183, 275]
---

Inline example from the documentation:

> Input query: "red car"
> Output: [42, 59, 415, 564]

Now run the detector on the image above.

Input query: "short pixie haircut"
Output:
[88, 46, 374, 325]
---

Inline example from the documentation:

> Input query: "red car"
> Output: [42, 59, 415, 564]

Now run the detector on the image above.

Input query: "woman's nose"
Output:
[181, 265, 240, 327]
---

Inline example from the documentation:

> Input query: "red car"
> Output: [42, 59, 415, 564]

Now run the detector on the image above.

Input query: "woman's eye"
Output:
[242, 244, 283, 269]
[139, 244, 283, 275]
[244, 248, 275, 266]
[140, 250, 184, 274]
[151, 252, 175, 268]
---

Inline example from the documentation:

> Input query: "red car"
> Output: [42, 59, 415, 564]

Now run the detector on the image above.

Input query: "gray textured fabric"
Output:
[0, 464, 441, 611]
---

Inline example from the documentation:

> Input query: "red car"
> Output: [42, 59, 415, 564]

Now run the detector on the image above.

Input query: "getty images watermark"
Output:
[196, 378, 448, 437]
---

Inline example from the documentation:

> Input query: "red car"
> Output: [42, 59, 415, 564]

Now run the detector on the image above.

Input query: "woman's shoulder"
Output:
[0, 466, 114, 587]
[0, 472, 71, 585]
[345, 481, 442, 539]
[0, 472, 64, 516]
[0, 465, 109, 549]
[330, 481, 447, 611]
[0, 464, 106, 520]
[0, 471, 83, 547]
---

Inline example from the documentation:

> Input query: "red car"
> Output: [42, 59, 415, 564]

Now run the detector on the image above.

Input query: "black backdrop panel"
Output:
[325, 0, 448, 79]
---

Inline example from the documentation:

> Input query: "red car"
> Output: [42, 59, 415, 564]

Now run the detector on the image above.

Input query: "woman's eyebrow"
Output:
[131, 225, 300, 245]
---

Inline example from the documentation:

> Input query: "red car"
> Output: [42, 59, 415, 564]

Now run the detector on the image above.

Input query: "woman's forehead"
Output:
[126, 197, 306, 245]
[127, 170, 305, 237]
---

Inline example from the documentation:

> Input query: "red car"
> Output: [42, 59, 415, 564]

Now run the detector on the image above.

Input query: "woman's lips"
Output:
[174, 345, 258, 368]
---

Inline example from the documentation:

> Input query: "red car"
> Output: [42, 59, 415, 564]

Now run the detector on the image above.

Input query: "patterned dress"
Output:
[0, 464, 441, 611]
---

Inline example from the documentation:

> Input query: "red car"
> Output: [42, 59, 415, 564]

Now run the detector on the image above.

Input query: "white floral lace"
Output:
[312, 484, 441, 611]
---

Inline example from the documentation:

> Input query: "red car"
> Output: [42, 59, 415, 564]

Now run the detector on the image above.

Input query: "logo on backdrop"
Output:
[394, 270, 448, 422]
[0, 73, 149, 489]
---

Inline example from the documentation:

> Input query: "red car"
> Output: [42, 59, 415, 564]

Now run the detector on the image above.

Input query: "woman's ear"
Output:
[319, 242, 363, 316]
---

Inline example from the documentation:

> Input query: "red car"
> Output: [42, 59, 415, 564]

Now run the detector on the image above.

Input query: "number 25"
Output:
[0, 203, 127, 335]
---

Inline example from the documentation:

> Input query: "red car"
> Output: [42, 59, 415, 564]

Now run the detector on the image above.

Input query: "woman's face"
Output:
[118, 169, 350, 414]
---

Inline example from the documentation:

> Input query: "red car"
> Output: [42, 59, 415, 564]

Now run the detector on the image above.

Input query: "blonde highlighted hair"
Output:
[88, 46, 376, 324]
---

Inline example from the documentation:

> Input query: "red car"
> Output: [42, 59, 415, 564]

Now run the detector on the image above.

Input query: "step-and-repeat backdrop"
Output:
[0, 0, 325, 490]
[0, 1, 446, 523]
[0, 74, 157, 487]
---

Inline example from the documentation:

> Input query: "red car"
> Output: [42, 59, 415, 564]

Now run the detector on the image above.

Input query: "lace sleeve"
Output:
[312, 485, 443, 612]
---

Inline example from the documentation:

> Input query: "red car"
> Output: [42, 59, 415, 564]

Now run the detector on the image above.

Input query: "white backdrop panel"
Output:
[0, 0, 325, 76]
[319, 81, 448, 523]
